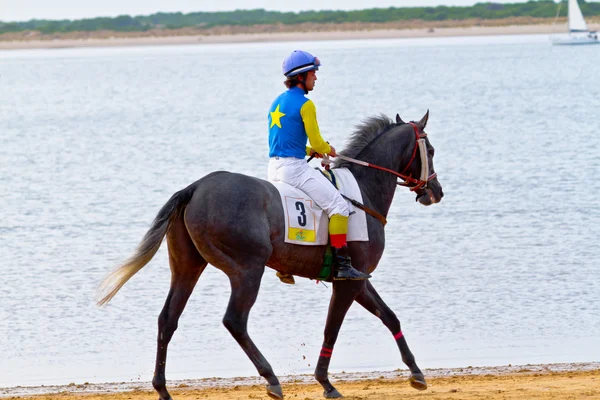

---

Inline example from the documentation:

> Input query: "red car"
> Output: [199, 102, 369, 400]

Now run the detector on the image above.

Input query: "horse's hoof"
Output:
[266, 384, 284, 399]
[155, 388, 172, 400]
[409, 374, 427, 390]
[323, 388, 343, 398]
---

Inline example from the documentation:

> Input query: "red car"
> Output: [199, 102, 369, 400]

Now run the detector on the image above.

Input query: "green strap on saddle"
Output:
[317, 243, 334, 281]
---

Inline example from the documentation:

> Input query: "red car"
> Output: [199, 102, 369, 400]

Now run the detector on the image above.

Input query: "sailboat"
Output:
[552, 0, 599, 45]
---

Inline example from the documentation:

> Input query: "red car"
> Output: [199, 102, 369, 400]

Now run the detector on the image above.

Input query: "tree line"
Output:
[1, 1, 599, 35]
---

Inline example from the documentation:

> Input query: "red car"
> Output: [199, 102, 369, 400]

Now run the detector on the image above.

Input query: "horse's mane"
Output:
[337, 114, 397, 163]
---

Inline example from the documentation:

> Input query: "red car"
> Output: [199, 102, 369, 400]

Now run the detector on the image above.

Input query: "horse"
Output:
[97, 110, 444, 400]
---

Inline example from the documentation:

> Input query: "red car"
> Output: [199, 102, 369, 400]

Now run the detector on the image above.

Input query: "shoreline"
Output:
[1, 361, 598, 398]
[2, 22, 599, 50]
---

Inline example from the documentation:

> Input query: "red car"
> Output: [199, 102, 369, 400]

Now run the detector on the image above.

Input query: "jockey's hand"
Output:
[309, 149, 323, 159]
[328, 145, 337, 157]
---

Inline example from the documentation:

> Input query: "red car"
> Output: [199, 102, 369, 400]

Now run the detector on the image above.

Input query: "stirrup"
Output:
[276, 271, 295, 285]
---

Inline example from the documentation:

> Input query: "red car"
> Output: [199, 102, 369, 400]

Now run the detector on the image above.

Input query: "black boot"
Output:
[332, 246, 371, 280]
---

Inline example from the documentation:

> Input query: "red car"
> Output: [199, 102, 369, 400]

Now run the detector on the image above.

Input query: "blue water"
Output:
[0, 34, 599, 388]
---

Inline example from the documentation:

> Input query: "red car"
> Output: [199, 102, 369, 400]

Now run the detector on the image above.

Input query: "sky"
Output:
[1, 0, 556, 22]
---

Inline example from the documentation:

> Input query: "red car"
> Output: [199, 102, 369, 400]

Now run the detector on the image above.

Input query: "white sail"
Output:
[568, 0, 588, 32]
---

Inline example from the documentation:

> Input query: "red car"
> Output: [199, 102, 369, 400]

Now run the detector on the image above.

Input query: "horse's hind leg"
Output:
[222, 267, 283, 399]
[355, 280, 427, 390]
[152, 219, 207, 400]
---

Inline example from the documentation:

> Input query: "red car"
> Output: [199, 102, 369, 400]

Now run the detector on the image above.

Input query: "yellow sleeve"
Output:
[300, 100, 331, 155]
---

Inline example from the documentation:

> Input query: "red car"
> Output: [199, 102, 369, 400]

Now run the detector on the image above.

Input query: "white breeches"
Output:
[268, 157, 350, 218]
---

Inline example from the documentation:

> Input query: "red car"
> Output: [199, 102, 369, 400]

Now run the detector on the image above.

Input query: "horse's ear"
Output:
[418, 109, 429, 129]
[395, 114, 406, 124]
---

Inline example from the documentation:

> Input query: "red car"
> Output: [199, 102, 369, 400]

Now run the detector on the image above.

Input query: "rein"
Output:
[335, 122, 437, 192]
[317, 121, 437, 227]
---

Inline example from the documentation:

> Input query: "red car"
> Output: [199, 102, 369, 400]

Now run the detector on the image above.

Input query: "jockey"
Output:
[267, 49, 371, 281]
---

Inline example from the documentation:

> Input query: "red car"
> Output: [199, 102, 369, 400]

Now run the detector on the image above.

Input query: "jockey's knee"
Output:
[327, 202, 350, 218]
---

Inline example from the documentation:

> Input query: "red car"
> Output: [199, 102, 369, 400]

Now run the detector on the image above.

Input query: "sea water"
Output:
[0, 33, 598, 387]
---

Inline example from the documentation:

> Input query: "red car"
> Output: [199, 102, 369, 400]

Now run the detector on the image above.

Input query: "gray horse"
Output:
[97, 111, 443, 400]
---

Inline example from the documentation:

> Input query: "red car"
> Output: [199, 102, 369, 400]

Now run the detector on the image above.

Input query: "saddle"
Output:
[270, 168, 369, 246]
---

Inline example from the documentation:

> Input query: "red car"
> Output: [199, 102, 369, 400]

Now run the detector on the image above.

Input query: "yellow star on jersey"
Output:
[270, 104, 286, 129]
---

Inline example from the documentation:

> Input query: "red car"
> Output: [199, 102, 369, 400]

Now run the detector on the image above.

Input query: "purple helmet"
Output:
[282, 50, 321, 77]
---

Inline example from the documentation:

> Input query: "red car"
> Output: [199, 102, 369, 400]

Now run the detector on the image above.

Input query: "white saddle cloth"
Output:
[271, 168, 369, 245]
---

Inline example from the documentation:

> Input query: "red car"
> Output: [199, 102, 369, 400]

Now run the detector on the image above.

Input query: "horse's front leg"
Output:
[314, 280, 366, 399]
[355, 280, 427, 390]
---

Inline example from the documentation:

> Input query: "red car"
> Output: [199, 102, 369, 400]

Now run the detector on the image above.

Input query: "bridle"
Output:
[317, 121, 438, 226]
[334, 122, 437, 192]
[397, 122, 437, 191]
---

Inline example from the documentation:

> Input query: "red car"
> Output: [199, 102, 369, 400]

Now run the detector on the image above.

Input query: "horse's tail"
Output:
[96, 183, 196, 307]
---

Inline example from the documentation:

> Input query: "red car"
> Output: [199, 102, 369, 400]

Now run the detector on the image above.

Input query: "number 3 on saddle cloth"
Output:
[271, 168, 369, 246]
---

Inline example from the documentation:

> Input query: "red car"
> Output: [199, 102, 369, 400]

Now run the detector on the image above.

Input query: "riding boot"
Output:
[332, 246, 371, 280]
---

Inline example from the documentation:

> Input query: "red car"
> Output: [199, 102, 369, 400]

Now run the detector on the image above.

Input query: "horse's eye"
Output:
[429, 149, 435, 157]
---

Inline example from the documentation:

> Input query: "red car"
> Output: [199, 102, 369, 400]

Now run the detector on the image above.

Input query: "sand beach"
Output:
[1, 17, 599, 50]
[2, 363, 599, 399]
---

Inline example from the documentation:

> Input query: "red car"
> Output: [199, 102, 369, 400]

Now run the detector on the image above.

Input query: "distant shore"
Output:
[2, 362, 599, 399]
[2, 17, 599, 50]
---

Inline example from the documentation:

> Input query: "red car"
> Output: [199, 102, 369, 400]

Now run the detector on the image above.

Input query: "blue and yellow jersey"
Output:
[268, 87, 331, 158]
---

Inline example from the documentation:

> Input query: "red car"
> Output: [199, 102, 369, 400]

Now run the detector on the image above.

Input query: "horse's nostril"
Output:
[440, 190, 444, 198]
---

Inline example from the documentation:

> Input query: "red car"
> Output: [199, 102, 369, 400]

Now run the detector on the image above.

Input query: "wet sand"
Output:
[3, 362, 599, 399]
[1, 19, 599, 50]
